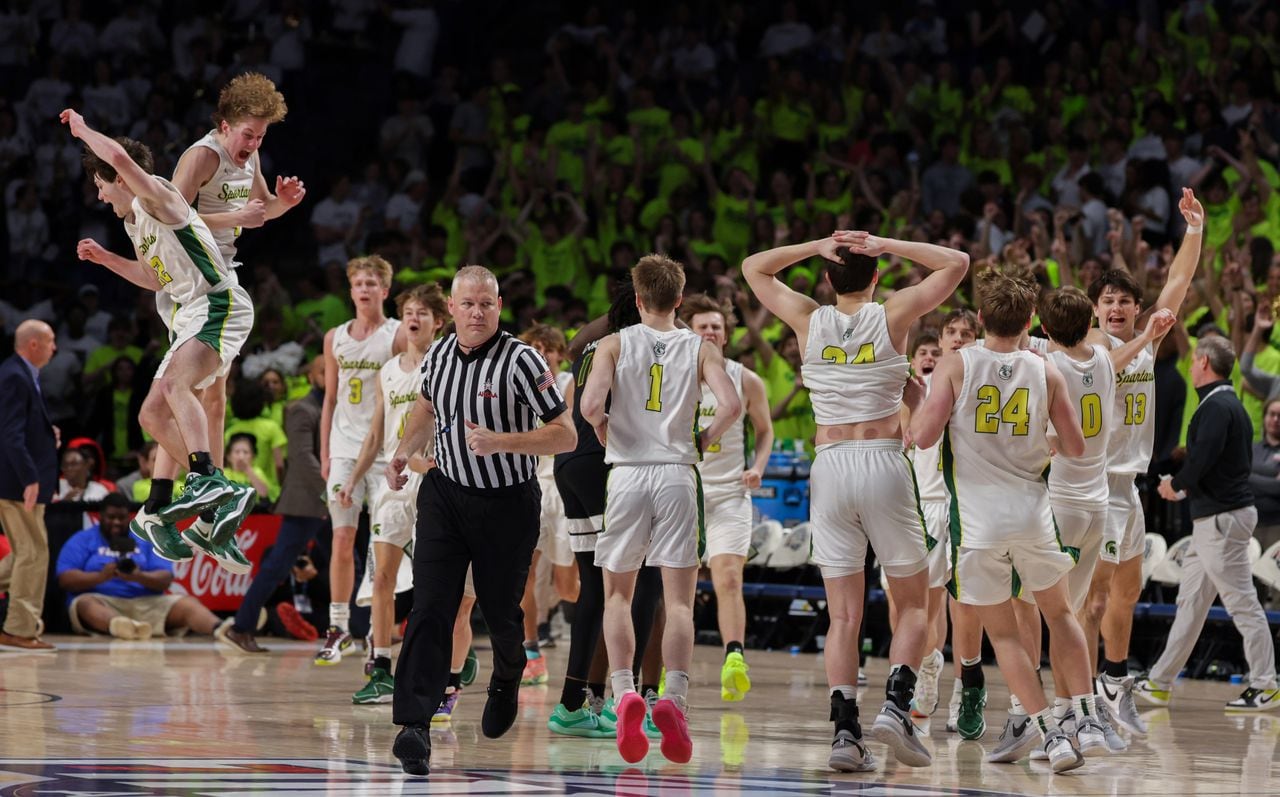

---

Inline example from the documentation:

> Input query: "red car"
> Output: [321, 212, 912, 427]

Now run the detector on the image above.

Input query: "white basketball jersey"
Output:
[910, 374, 948, 503]
[330, 318, 401, 460]
[944, 346, 1051, 547]
[802, 303, 908, 425]
[1047, 346, 1115, 507]
[537, 371, 576, 479]
[697, 359, 746, 486]
[605, 325, 702, 466]
[123, 179, 235, 306]
[380, 352, 426, 462]
[186, 131, 256, 266]
[1105, 334, 1155, 475]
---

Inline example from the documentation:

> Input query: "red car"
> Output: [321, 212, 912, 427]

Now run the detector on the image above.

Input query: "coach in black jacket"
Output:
[1146, 335, 1278, 710]
[0, 320, 59, 650]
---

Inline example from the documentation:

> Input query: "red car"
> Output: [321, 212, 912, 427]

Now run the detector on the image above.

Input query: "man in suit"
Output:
[0, 320, 59, 650]
[221, 356, 330, 652]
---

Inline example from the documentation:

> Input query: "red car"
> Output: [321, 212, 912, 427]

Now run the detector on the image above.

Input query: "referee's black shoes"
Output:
[392, 725, 430, 776]
[482, 679, 521, 738]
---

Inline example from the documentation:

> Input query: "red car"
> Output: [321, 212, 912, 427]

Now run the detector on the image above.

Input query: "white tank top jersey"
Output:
[944, 346, 1051, 547]
[330, 318, 402, 460]
[123, 179, 235, 306]
[696, 358, 746, 486]
[379, 352, 426, 462]
[186, 131, 256, 266]
[1047, 345, 1116, 507]
[1105, 333, 1155, 475]
[910, 374, 948, 504]
[802, 303, 909, 425]
[605, 325, 702, 466]
[536, 370, 576, 479]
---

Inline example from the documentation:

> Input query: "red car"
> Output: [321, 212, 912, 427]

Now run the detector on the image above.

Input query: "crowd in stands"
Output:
[0, 1, 1278, 544]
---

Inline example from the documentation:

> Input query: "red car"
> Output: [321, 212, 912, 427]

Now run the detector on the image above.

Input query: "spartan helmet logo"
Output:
[653, 341, 667, 358]
[1105, 540, 1118, 556]
[997, 363, 1014, 381]
[842, 328, 853, 341]
[1083, 373, 1094, 387]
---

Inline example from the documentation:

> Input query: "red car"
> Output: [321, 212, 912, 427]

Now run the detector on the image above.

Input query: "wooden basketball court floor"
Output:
[1, 636, 1276, 796]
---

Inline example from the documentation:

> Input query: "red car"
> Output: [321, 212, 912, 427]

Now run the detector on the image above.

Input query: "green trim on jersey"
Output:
[175, 223, 224, 285]
[903, 451, 936, 553]
[941, 427, 964, 600]
[195, 290, 232, 353]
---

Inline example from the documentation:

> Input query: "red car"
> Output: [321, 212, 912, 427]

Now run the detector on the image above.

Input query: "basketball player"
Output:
[518, 324, 579, 687]
[680, 293, 774, 702]
[908, 266, 1101, 772]
[902, 330, 949, 721]
[744, 231, 967, 771]
[547, 287, 665, 740]
[64, 109, 253, 554]
[982, 294, 1173, 760]
[1083, 189, 1204, 735]
[110, 74, 304, 572]
[331, 285, 453, 708]
[579, 254, 741, 764]
[930, 308, 992, 738]
[1029, 291, 1173, 738]
[318, 255, 407, 665]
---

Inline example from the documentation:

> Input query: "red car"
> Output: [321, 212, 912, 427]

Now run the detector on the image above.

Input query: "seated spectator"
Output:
[55, 447, 110, 504]
[261, 549, 326, 641]
[224, 433, 278, 508]
[115, 441, 158, 503]
[55, 494, 230, 641]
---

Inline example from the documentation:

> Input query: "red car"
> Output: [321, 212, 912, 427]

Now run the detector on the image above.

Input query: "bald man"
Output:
[0, 320, 60, 650]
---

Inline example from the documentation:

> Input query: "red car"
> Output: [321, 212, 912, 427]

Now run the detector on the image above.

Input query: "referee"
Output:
[386, 265, 576, 776]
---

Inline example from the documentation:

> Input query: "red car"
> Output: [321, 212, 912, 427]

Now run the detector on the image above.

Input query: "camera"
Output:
[108, 535, 138, 575]
[295, 556, 312, 569]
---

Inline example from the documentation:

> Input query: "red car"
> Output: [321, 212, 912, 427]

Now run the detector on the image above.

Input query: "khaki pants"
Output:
[0, 500, 49, 638]
[1149, 506, 1278, 691]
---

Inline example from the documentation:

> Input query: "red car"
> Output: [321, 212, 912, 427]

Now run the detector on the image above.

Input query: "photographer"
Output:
[55, 494, 228, 641]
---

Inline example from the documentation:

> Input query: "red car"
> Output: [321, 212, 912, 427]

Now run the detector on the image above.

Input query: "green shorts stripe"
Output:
[903, 451, 936, 553]
[693, 465, 706, 560]
[941, 427, 963, 600]
[194, 290, 232, 354]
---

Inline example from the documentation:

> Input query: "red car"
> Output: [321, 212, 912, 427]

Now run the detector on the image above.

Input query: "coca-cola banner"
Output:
[169, 514, 282, 611]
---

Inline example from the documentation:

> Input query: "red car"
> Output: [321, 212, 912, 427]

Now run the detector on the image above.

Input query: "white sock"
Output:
[329, 603, 350, 633]
[1053, 696, 1071, 719]
[611, 669, 636, 699]
[1009, 694, 1027, 716]
[663, 670, 690, 702]
[832, 684, 856, 700]
[1073, 693, 1098, 721]
[374, 646, 390, 659]
[1031, 707, 1057, 740]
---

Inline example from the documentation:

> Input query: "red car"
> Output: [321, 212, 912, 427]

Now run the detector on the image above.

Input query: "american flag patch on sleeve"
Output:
[535, 370, 556, 391]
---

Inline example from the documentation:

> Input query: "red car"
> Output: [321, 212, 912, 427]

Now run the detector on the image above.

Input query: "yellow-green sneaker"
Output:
[1133, 677, 1171, 707]
[721, 651, 751, 702]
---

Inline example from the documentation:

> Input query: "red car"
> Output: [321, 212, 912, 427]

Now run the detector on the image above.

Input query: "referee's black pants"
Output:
[392, 469, 541, 727]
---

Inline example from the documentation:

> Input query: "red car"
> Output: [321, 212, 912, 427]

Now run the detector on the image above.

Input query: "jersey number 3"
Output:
[974, 385, 1030, 435]
[348, 377, 363, 404]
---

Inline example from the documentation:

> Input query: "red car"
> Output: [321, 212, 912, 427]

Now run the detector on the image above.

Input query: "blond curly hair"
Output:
[214, 72, 287, 127]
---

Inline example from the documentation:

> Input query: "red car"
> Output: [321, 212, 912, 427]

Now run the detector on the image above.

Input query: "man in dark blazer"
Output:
[222, 356, 331, 653]
[0, 320, 59, 650]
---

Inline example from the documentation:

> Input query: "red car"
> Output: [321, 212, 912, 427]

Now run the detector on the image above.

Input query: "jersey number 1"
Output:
[646, 363, 664, 412]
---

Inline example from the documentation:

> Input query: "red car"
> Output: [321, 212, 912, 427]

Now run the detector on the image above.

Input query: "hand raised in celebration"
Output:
[59, 108, 88, 138]
[1178, 187, 1205, 228]
[276, 175, 306, 207]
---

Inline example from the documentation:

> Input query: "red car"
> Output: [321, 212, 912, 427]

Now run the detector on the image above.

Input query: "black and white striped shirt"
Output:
[421, 331, 567, 488]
